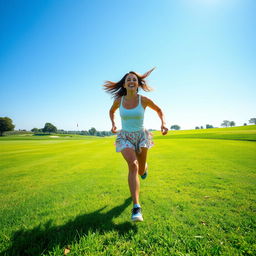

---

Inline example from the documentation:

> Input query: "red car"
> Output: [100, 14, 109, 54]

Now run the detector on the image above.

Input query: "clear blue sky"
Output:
[0, 0, 255, 131]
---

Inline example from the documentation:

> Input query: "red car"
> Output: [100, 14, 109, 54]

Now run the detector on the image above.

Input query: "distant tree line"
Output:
[170, 125, 180, 130]
[221, 120, 235, 128]
[1, 117, 256, 136]
[31, 124, 113, 137]
[195, 125, 214, 129]
[247, 118, 255, 125]
[55, 128, 113, 137]
[171, 124, 215, 130]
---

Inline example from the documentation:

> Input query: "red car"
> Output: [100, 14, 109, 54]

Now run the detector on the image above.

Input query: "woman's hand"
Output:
[161, 125, 168, 135]
[111, 125, 118, 134]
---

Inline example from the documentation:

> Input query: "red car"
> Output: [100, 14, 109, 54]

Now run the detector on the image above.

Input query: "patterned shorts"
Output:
[115, 129, 154, 153]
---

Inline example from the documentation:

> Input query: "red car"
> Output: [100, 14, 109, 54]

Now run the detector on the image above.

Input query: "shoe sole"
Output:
[131, 217, 144, 222]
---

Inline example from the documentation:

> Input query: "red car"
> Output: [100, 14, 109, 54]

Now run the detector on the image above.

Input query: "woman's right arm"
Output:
[109, 98, 120, 133]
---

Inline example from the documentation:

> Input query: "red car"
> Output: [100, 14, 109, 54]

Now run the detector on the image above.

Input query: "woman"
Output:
[103, 67, 168, 222]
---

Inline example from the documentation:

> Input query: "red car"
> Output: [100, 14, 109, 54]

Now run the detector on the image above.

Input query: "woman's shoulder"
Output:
[113, 96, 122, 106]
[140, 95, 151, 109]
[141, 95, 151, 103]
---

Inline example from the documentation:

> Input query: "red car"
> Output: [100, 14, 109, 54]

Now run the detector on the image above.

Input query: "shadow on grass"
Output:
[2, 197, 136, 256]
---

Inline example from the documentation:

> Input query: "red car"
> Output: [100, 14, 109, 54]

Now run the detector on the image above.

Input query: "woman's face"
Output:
[124, 73, 139, 92]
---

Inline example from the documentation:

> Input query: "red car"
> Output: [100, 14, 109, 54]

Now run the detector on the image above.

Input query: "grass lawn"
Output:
[0, 126, 255, 255]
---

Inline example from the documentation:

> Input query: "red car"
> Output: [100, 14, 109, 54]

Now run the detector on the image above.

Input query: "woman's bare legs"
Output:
[121, 148, 140, 205]
[136, 147, 148, 176]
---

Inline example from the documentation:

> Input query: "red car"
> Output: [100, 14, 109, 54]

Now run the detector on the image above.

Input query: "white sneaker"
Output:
[131, 207, 143, 222]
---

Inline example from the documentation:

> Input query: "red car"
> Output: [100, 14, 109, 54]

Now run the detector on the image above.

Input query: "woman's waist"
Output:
[121, 120, 144, 129]
[119, 127, 146, 133]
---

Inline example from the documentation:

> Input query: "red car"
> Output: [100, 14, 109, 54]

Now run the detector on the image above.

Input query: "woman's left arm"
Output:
[143, 96, 169, 135]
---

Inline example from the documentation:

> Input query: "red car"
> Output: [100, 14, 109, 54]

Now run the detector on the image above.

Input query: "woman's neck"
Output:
[125, 91, 138, 100]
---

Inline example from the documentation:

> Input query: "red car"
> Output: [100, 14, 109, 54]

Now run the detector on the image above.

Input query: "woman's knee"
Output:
[127, 159, 139, 171]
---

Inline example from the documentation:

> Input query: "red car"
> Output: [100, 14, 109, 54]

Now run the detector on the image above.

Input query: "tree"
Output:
[230, 121, 235, 127]
[170, 125, 180, 130]
[42, 123, 57, 134]
[200, 126, 204, 129]
[195, 126, 200, 129]
[0, 117, 15, 136]
[221, 120, 230, 128]
[206, 124, 213, 129]
[101, 131, 108, 136]
[249, 118, 256, 125]
[88, 127, 97, 135]
[96, 131, 102, 137]
[31, 128, 39, 133]
[81, 130, 89, 135]
[244, 123, 247, 126]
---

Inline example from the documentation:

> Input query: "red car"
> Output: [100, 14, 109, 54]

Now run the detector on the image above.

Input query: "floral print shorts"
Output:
[115, 129, 154, 153]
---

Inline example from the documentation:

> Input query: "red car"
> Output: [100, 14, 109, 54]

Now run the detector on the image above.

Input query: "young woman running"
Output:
[103, 68, 168, 222]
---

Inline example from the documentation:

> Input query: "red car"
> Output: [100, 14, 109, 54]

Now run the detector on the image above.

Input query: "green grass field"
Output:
[0, 126, 255, 255]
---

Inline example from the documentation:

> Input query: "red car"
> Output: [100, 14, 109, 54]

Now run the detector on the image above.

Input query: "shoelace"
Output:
[132, 207, 142, 215]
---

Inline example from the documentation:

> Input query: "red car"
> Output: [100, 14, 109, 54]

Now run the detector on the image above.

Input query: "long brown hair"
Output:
[102, 67, 155, 100]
